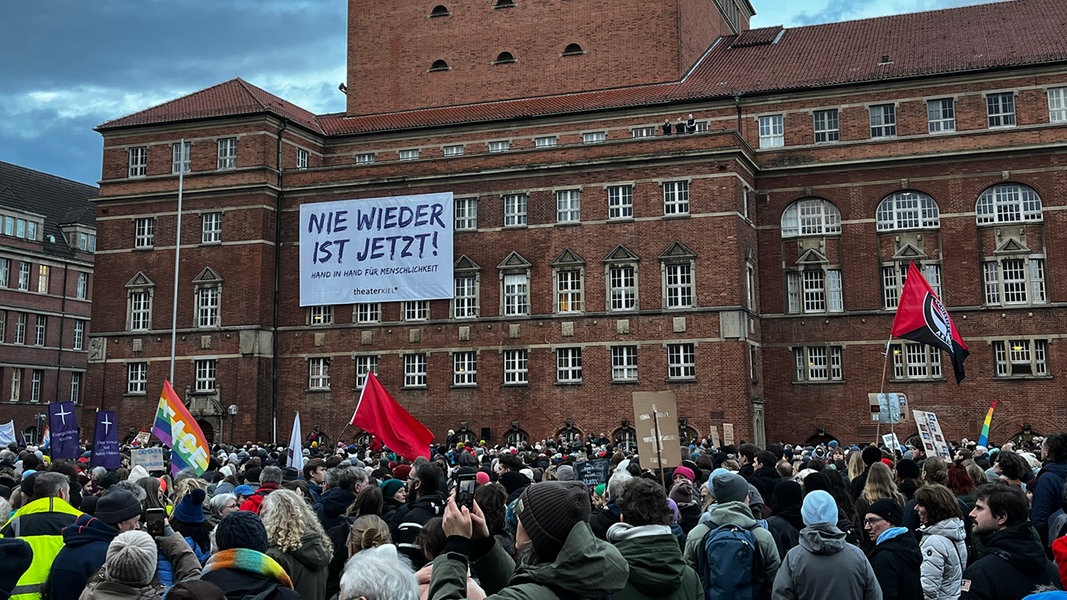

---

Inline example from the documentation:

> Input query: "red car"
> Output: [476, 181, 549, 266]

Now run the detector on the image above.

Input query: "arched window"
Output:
[562, 43, 584, 56]
[781, 198, 841, 238]
[429, 59, 450, 71]
[976, 183, 1043, 225]
[494, 52, 515, 64]
[876, 191, 940, 231]
[430, 5, 450, 17]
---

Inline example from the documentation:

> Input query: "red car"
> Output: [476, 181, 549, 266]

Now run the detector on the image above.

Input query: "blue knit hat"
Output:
[172, 488, 206, 524]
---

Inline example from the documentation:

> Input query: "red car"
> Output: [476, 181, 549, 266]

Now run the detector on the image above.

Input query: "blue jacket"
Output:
[46, 515, 118, 600]
[1030, 462, 1067, 545]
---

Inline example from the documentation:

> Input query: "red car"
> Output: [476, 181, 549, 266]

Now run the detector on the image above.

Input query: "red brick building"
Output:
[88, 0, 1067, 448]
[0, 162, 96, 441]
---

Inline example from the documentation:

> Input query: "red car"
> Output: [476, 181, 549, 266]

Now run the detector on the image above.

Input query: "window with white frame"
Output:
[631, 127, 655, 138]
[8, 369, 19, 401]
[127, 362, 147, 394]
[992, 339, 1049, 377]
[1049, 88, 1067, 123]
[746, 262, 756, 311]
[582, 131, 606, 144]
[195, 359, 217, 392]
[404, 300, 429, 321]
[503, 193, 527, 227]
[663, 180, 690, 216]
[502, 272, 529, 316]
[217, 137, 237, 170]
[308, 357, 330, 389]
[608, 264, 637, 311]
[503, 349, 528, 385]
[667, 343, 696, 380]
[663, 262, 693, 308]
[14, 313, 25, 344]
[758, 114, 784, 148]
[813, 109, 839, 143]
[883, 262, 942, 310]
[454, 274, 479, 318]
[128, 147, 148, 177]
[355, 303, 380, 323]
[0, 258, 9, 287]
[780, 198, 841, 238]
[129, 290, 151, 331]
[297, 148, 309, 170]
[607, 185, 633, 220]
[786, 268, 843, 313]
[355, 152, 376, 164]
[876, 191, 940, 231]
[611, 346, 638, 381]
[398, 149, 420, 161]
[987, 92, 1016, 127]
[869, 104, 896, 137]
[197, 285, 220, 328]
[488, 140, 511, 153]
[404, 353, 427, 388]
[534, 136, 557, 148]
[983, 256, 1046, 306]
[555, 269, 582, 313]
[455, 198, 478, 231]
[30, 370, 42, 403]
[308, 305, 333, 325]
[171, 141, 191, 174]
[70, 373, 81, 404]
[202, 212, 222, 243]
[556, 189, 581, 223]
[134, 217, 155, 248]
[556, 347, 582, 383]
[0, 312, 6, 342]
[17, 262, 29, 291]
[976, 183, 1043, 224]
[890, 342, 942, 380]
[927, 98, 956, 133]
[34, 315, 45, 346]
[37, 265, 48, 293]
[443, 145, 464, 157]
[453, 351, 477, 386]
[792, 346, 844, 382]
[76, 272, 89, 299]
[355, 355, 378, 388]
[73, 321, 84, 351]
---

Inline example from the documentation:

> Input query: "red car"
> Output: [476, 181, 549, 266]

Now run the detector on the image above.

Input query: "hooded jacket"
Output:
[606, 523, 702, 600]
[313, 486, 356, 532]
[47, 515, 119, 600]
[919, 517, 967, 600]
[266, 531, 331, 600]
[961, 522, 1059, 600]
[428, 521, 629, 599]
[391, 492, 446, 569]
[682, 501, 781, 585]
[868, 527, 923, 600]
[771, 524, 881, 600]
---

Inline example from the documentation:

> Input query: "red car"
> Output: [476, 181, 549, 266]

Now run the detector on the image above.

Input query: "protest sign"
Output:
[869, 393, 910, 423]
[299, 192, 454, 306]
[632, 392, 681, 469]
[709, 425, 720, 449]
[722, 423, 735, 447]
[573, 458, 611, 487]
[882, 432, 906, 453]
[132, 447, 166, 472]
[913, 410, 951, 459]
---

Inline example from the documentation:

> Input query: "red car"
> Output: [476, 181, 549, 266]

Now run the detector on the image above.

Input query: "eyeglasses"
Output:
[863, 516, 885, 526]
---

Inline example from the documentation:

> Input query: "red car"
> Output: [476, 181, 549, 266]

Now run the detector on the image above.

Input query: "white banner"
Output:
[299, 192, 454, 306]
[131, 447, 166, 472]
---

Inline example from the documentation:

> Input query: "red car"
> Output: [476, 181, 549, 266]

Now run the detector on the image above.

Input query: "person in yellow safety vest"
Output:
[0, 472, 82, 600]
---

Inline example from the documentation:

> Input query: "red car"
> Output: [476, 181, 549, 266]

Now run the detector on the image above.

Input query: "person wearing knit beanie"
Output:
[672, 465, 695, 483]
[0, 538, 32, 600]
[555, 465, 575, 482]
[216, 510, 269, 553]
[867, 498, 903, 526]
[711, 470, 750, 504]
[173, 488, 207, 524]
[517, 481, 593, 562]
[104, 531, 158, 586]
[96, 488, 144, 527]
[172, 488, 212, 563]
[801, 490, 838, 527]
[380, 478, 406, 501]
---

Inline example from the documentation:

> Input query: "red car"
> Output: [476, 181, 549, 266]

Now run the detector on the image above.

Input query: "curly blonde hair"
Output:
[262, 489, 333, 554]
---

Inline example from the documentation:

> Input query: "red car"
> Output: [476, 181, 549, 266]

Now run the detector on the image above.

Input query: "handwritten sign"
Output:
[632, 392, 682, 469]
[131, 447, 166, 472]
[573, 458, 611, 486]
[299, 192, 454, 306]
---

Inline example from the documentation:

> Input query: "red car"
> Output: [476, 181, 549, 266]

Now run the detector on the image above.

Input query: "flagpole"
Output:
[169, 138, 187, 383]
[877, 335, 894, 444]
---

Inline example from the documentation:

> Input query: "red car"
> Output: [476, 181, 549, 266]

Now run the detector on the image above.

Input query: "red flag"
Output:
[351, 372, 433, 460]
[890, 261, 969, 383]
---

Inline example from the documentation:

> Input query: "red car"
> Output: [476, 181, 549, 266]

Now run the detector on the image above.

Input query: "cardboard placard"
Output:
[134, 431, 151, 446]
[722, 423, 735, 447]
[868, 393, 910, 423]
[709, 425, 720, 449]
[913, 410, 951, 459]
[573, 458, 611, 487]
[882, 433, 906, 453]
[131, 447, 165, 472]
[632, 392, 682, 469]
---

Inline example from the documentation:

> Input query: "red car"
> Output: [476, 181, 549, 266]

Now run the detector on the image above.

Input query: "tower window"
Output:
[563, 43, 584, 56]
[430, 5, 450, 17]
[494, 0, 515, 7]
[430, 59, 450, 72]
[494, 52, 515, 64]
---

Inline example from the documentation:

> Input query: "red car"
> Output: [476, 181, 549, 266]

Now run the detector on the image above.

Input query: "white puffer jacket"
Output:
[919, 517, 968, 600]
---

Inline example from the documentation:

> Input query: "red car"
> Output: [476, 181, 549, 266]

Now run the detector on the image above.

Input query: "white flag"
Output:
[0, 420, 15, 446]
[286, 412, 304, 472]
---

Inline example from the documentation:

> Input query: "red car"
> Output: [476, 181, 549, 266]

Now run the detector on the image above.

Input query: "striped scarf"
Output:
[202, 548, 293, 588]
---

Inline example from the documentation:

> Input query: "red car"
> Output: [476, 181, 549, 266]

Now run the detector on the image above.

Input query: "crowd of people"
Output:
[0, 431, 1066, 600]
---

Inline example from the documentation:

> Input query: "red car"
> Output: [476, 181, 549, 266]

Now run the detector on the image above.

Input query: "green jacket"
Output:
[607, 523, 703, 600]
[428, 521, 629, 599]
[267, 531, 331, 600]
[682, 501, 781, 585]
[1, 496, 82, 600]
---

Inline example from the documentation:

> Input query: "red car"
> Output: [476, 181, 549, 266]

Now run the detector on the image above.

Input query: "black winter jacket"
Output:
[961, 522, 1060, 600]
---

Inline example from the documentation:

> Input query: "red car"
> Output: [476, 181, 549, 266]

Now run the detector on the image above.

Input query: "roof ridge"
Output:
[0, 162, 97, 193]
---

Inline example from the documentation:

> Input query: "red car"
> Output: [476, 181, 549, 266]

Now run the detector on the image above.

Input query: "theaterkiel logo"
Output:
[923, 293, 954, 355]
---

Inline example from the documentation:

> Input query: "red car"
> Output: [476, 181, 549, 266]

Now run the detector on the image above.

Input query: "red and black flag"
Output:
[891, 261, 969, 383]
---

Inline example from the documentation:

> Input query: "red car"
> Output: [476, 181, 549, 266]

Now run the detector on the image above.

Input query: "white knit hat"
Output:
[105, 531, 157, 585]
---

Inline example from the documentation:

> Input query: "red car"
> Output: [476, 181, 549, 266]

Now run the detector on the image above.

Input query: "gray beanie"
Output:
[105, 531, 157, 586]
[556, 465, 575, 481]
[711, 471, 749, 504]
[95, 489, 143, 526]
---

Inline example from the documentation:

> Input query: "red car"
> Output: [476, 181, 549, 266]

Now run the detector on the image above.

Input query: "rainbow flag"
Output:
[153, 380, 210, 476]
[977, 400, 999, 447]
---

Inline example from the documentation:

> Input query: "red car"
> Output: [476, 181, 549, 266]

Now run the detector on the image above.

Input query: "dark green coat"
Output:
[607, 523, 703, 600]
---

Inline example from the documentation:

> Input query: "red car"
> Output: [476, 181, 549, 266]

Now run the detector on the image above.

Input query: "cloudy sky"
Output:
[1, 0, 993, 186]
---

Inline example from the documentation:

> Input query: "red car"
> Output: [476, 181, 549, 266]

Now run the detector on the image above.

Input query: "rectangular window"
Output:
[0, 312, 7, 342]
[631, 127, 655, 138]
[73, 321, 84, 351]
[134, 217, 155, 248]
[355, 152, 376, 164]
[0, 259, 8, 287]
[34, 315, 45, 346]
[611, 346, 638, 381]
[503, 193, 527, 227]
[582, 131, 606, 144]
[534, 136, 557, 148]
[455, 198, 478, 231]
[195, 359, 217, 392]
[667, 343, 696, 380]
[202, 212, 222, 243]
[197, 287, 220, 328]
[664, 263, 693, 308]
[503, 273, 529, 316]
[355, 303, 380, 323]
[404, 353, 427, 388]
[454, 275, 478, 318]
[883, 263, 941, 309]
[787, 269, 843, 313]
[987, 93, 1016, 127]
[1049, 88, 1067, 123]
[556, 347, 583, 383]
[609, 265, 637, 311]
[813, 109, 839, 143]
[607, 185, 633, 220]
[984, 258, 1046, 305]
[746, 263, 756, 311]
[556, 189, 581, 223]
[76, 272, 89, 299]
[443, 145, 465, 157]
[128, 147, 148, 177]
[488, 140, 511, 153]
[70, 373, 81, 404]
[503, 349, 529, 385]
[297, 148, 309, 170]
[14, 313, 25, 344]
[308, 357, 330, 389]
[453, 351, 477, 386]
[927, 98, 956, 133]
[993, 339, 1049, 377]
[355, 355, 379, 388]
[792, 346, 844, 382]
[171, 141, 191, 174]
[127, 362, 147, 394]
[308, 305, 333, 325]
[663, 180, 690, 215]
[217, 137, 237, 170]
[556, 269, 582, 313]
[890, 342, 942, 380]
[37, 265, 48, 294]
[130, 291, 151, 331]
[398, 149, 420, 161]
[870, 104, 897, 137]
[17, 262, 30, 291]
[404, 300, 429, 321]
[30, 370, 42, 403]
[8, 370, 19, 401]
[758, 115, 784, 147]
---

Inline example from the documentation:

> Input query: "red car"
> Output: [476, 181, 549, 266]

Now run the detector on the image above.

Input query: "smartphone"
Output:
[455, 473, 477, 510]
[145, 507, 166, 536]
